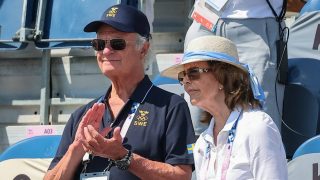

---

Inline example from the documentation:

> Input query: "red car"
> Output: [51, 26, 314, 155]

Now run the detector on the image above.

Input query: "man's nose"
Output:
[102, 44, 113, 55]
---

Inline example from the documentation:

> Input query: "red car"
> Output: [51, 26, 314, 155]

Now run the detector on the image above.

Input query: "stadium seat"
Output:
[154, 53, 184, 96]
[287, 58, 320, 123]
[0, 135, 61, 179]
[288, 135, 320, 180]
[300, 0, 320, 15]
[152, 74, 184, 96]
[281, 84, 319, 158]
[281, 58, 320, 159]
[293, 135, 320, 159]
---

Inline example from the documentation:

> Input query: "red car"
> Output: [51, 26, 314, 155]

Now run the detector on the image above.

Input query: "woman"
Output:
[184, 0, 287, 132]
[162, 36, 288, 180]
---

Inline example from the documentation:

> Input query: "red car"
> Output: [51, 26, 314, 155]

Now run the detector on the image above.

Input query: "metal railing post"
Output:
[40, 49, 51, 125]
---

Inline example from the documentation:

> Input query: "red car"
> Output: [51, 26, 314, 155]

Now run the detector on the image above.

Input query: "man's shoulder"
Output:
[151, 85, 183, 98]
[150, 85, 186, 103]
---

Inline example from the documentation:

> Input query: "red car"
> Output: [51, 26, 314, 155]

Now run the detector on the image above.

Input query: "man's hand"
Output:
[83, 125, 127, 160]
[74, 103, 106, 153]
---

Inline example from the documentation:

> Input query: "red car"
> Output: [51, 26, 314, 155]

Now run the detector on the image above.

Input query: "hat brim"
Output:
[83, 20, 135, 33]
[161, 57, 247, 80]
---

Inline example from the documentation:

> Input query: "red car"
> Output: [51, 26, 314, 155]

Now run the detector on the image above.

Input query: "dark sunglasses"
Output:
[91, 38, 127, 51]
[178, 67, 211, 84]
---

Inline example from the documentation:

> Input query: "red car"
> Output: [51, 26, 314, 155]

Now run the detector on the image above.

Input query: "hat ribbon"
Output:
[241, 63, 266, 105]
[183, 51, 265, 104]
[183, 51, 237, 63]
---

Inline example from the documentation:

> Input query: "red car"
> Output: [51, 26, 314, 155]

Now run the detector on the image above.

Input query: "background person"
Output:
[184, 0, 287, 136]
[44, 4, 196, 180]
[162, 36, 288, 180]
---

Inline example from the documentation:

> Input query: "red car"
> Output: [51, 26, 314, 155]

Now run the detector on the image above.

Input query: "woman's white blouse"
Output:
[193, 109, 288, 180]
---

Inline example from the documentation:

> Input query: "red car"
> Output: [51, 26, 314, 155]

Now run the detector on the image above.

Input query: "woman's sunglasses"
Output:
[91, 39, 128, 51]
[178, 67, 211, 84]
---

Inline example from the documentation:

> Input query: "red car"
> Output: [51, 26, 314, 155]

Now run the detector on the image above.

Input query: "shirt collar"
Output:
[202, 117, 215, 144]
[221, 108, 242, 132]
[104, 75, 153, 104]
[201, 108, 242, 144]
[130, 75, 153, 103]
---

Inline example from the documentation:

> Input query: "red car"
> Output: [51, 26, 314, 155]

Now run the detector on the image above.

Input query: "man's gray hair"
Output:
[135, 34, 153, 72]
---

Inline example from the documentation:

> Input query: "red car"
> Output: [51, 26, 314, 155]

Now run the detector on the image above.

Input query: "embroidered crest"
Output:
[106, 7, 118, 18]
[134, 110, 149, 126]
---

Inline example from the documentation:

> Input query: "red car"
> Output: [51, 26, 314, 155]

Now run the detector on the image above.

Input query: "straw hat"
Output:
[161, 36, 246, 79]
[161, 35, 266, 104]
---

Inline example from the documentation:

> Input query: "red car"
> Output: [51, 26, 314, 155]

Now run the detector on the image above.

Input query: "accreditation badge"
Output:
[205, 0, 229, 12]
[80, 171, 110, 180]
[191, 0, 229, 32]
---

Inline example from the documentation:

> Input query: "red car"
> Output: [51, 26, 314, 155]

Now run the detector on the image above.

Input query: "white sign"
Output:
[288, 153, 320, 180]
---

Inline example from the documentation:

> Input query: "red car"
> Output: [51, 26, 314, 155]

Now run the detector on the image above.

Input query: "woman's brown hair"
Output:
[200, 61, 262, 124]
[208, 60, 261, 111]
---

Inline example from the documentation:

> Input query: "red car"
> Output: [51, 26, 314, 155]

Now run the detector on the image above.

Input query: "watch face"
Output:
[115, 150, 132, 170]
[116, 160, 130, 170]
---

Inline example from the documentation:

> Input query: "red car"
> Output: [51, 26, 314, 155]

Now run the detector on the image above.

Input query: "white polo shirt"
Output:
[193, 109, 288, 180]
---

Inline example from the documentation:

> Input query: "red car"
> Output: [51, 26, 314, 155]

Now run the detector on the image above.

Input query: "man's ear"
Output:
[141, 42, 150, 56]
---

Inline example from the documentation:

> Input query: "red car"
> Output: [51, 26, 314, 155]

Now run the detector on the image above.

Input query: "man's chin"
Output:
[190, 99, 199, 106]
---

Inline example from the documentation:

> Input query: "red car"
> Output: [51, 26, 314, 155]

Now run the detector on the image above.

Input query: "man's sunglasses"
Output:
[178, 67, 211, 84]
[91, 39, 128, 51]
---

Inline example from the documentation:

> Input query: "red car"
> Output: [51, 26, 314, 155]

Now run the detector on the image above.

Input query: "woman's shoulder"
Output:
[240, 109, 280, 134]
[237, 109, 284, 149]
[242, 109, 273, 124]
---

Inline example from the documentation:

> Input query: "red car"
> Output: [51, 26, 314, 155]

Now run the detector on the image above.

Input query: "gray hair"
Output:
[135, 34, 153, 71]
[135, 34, 149, 50]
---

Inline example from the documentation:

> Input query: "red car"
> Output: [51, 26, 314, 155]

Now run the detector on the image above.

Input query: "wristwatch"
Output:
[114, 149, 133, 170]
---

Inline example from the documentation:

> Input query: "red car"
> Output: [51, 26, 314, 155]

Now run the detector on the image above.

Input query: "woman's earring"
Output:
[219, 86, 223, 90]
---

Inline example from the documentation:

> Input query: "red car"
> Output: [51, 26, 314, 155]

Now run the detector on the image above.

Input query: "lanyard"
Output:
[204, 110, 243, 180]
[81, 84, 153, 173]
[220, 110, 243, 180]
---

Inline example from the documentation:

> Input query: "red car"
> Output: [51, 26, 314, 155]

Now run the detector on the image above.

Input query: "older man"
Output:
[44, 4, 195, 180]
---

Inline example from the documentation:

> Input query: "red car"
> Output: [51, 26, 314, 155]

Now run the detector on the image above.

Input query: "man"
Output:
[44, 4, 195, 180]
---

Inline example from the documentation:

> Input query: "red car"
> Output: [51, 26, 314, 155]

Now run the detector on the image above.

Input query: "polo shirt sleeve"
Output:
[164, 98, 196, 165]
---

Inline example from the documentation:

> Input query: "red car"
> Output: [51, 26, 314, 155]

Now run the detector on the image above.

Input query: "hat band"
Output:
[183, 51, 237, 63]
[183, 51, 265, 105]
